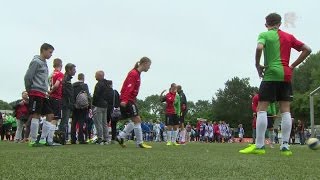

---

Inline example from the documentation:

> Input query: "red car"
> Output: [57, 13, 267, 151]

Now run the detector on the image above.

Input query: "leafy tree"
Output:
[213, 77, 258, 137]
[0, 100, 12, 110]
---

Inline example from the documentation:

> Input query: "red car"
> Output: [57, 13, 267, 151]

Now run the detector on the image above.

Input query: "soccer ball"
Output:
[306, 138, 320, 150]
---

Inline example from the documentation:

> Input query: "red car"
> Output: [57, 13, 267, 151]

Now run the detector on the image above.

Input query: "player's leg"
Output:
[278, 82, 293, 156]
[39, 99, 54, 145]
[28, 96, 42, 146]
[47, 98, 61, 146]
[15, 119, 23, 142]
[172, 115, 180, 146]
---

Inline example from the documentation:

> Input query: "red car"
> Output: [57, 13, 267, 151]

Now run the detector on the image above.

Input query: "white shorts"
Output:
[239, 134, 243, 138]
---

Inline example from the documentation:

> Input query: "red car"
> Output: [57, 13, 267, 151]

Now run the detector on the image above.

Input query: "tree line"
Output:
[1, 52, 319, 137]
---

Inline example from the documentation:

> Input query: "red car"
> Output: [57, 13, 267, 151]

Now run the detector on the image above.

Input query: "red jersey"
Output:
[213, 124, 220, 134]
[252, 94, 259, 113]
[164, 92, 177, 115]
[16, 102, 29, 120]
[50, 70, 64, 99]
[120, 69, 141, 104]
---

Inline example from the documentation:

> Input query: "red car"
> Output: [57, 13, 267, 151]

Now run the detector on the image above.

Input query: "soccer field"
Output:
[0, 141, 319, 180]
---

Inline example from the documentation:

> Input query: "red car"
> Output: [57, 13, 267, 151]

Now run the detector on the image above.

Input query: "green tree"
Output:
[291, 51, 320, 124]
[0, 100, 12, 110]
[213, 77, 258, 137]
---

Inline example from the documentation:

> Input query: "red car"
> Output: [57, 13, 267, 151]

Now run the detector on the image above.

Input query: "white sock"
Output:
[269, 130, 274, 144]
[30, 118, 40, 142]
[47, 123, 56, 143]
[40, 121, 51, 141]
[172, 130, 177, 143]
[281, 112, 292, 149]
[167, 131, 172, 142]
[119, 122, 134, 139]
[181, 129, 186, 142]
[255, 111, 267, 148]
[134, 123, 143, 145]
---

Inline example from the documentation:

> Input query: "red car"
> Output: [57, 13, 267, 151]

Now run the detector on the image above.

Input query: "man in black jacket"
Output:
[92, 71, 109, 145]
[105, 80, 120, 143]
[177, 85, 188, 144]
[71, 73, 90, 144]
[59, 63, 76, 145]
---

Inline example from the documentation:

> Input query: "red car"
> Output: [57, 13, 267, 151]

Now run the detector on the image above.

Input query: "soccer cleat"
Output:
[166, 142, 172, 146]
[47, 142, 62, 146]
[280, 147, 293, 156]
[28, 141, 42, 147]
[138, 143, 152, 149]
[239, 144, 265, 155]
[39, 140, 47, 146]
[116, 137, 127, 148]
[173, 142, 180, 146]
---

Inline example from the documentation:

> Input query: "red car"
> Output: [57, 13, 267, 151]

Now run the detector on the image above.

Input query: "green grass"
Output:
[0, 141, 319, 180]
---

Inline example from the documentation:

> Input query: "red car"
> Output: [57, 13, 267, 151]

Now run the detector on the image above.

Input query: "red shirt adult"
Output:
[50, 69, 64, 100]
[120, 69, 141, 104]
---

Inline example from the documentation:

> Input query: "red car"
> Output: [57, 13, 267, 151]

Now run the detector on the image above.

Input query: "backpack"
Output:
[111, 90, 121, 120]
[75, 91, 89, 109]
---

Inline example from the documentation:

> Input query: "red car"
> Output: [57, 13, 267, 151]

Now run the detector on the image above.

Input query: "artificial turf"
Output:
[0, 141, 319, 180]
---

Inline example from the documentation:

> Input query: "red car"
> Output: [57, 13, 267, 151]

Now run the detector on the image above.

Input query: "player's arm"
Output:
[24, 61, 39, 92]
[290, 45, 312, 69]
[120, 74, 137, 106]
[49, 80, 61, 94]
[255, 43, 265, 78]
[160, 90, 166, 102]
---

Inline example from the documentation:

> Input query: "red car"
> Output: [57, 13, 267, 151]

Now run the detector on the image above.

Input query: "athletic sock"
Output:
[30, 118, 40, 142]
[47, 123, 56, 143]
[255, 111, 267, 148]
[133, 123, 143, 145]
[281, 112, 292, 149]
[119, 122, 134, 139]
[181, 129, 186, 142]
[269, 130, 274, 144]
[40, 121, 51, 141]
[172, 130, 177, 143]
[167, 131, 172, 142]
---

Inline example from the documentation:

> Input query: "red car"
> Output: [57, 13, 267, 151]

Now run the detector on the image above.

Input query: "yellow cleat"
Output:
[138, 143, 152, 149]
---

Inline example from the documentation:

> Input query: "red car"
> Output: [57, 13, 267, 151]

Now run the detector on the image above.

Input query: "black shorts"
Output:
[49, 98, 62, 120]
[267, 116, 274, 129]
[259, 81, 293, 102]
[165, 114, 179, 126]
[120, 102, 139, 119]
[29, 96, 53, 116]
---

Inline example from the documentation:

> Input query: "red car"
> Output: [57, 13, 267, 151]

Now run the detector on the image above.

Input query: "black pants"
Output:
[85, 118, 93, 140]
[107, 108, 118, 141]
[71, 109, 87, 143]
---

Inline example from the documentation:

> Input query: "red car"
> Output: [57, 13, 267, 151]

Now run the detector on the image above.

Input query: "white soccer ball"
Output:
[306, 138, 320, 150]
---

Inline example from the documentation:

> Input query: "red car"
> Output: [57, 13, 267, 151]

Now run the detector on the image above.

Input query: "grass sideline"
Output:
[0, 141, 319, 180]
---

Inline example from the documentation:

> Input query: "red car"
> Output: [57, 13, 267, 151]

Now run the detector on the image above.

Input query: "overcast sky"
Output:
[0, 0, 319, 103]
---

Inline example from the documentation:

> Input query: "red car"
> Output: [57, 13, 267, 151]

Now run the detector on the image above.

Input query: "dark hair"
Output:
[171, 83, 176, 88]
[134, 57, 151, 69]
[65, 63, 76, 73]
[177, 85, 182, 91]
[53, 58, 62, 68]
[265, 13, 282, 26]
[40, 43, 54, 53]
[78, 73, 84, 80]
